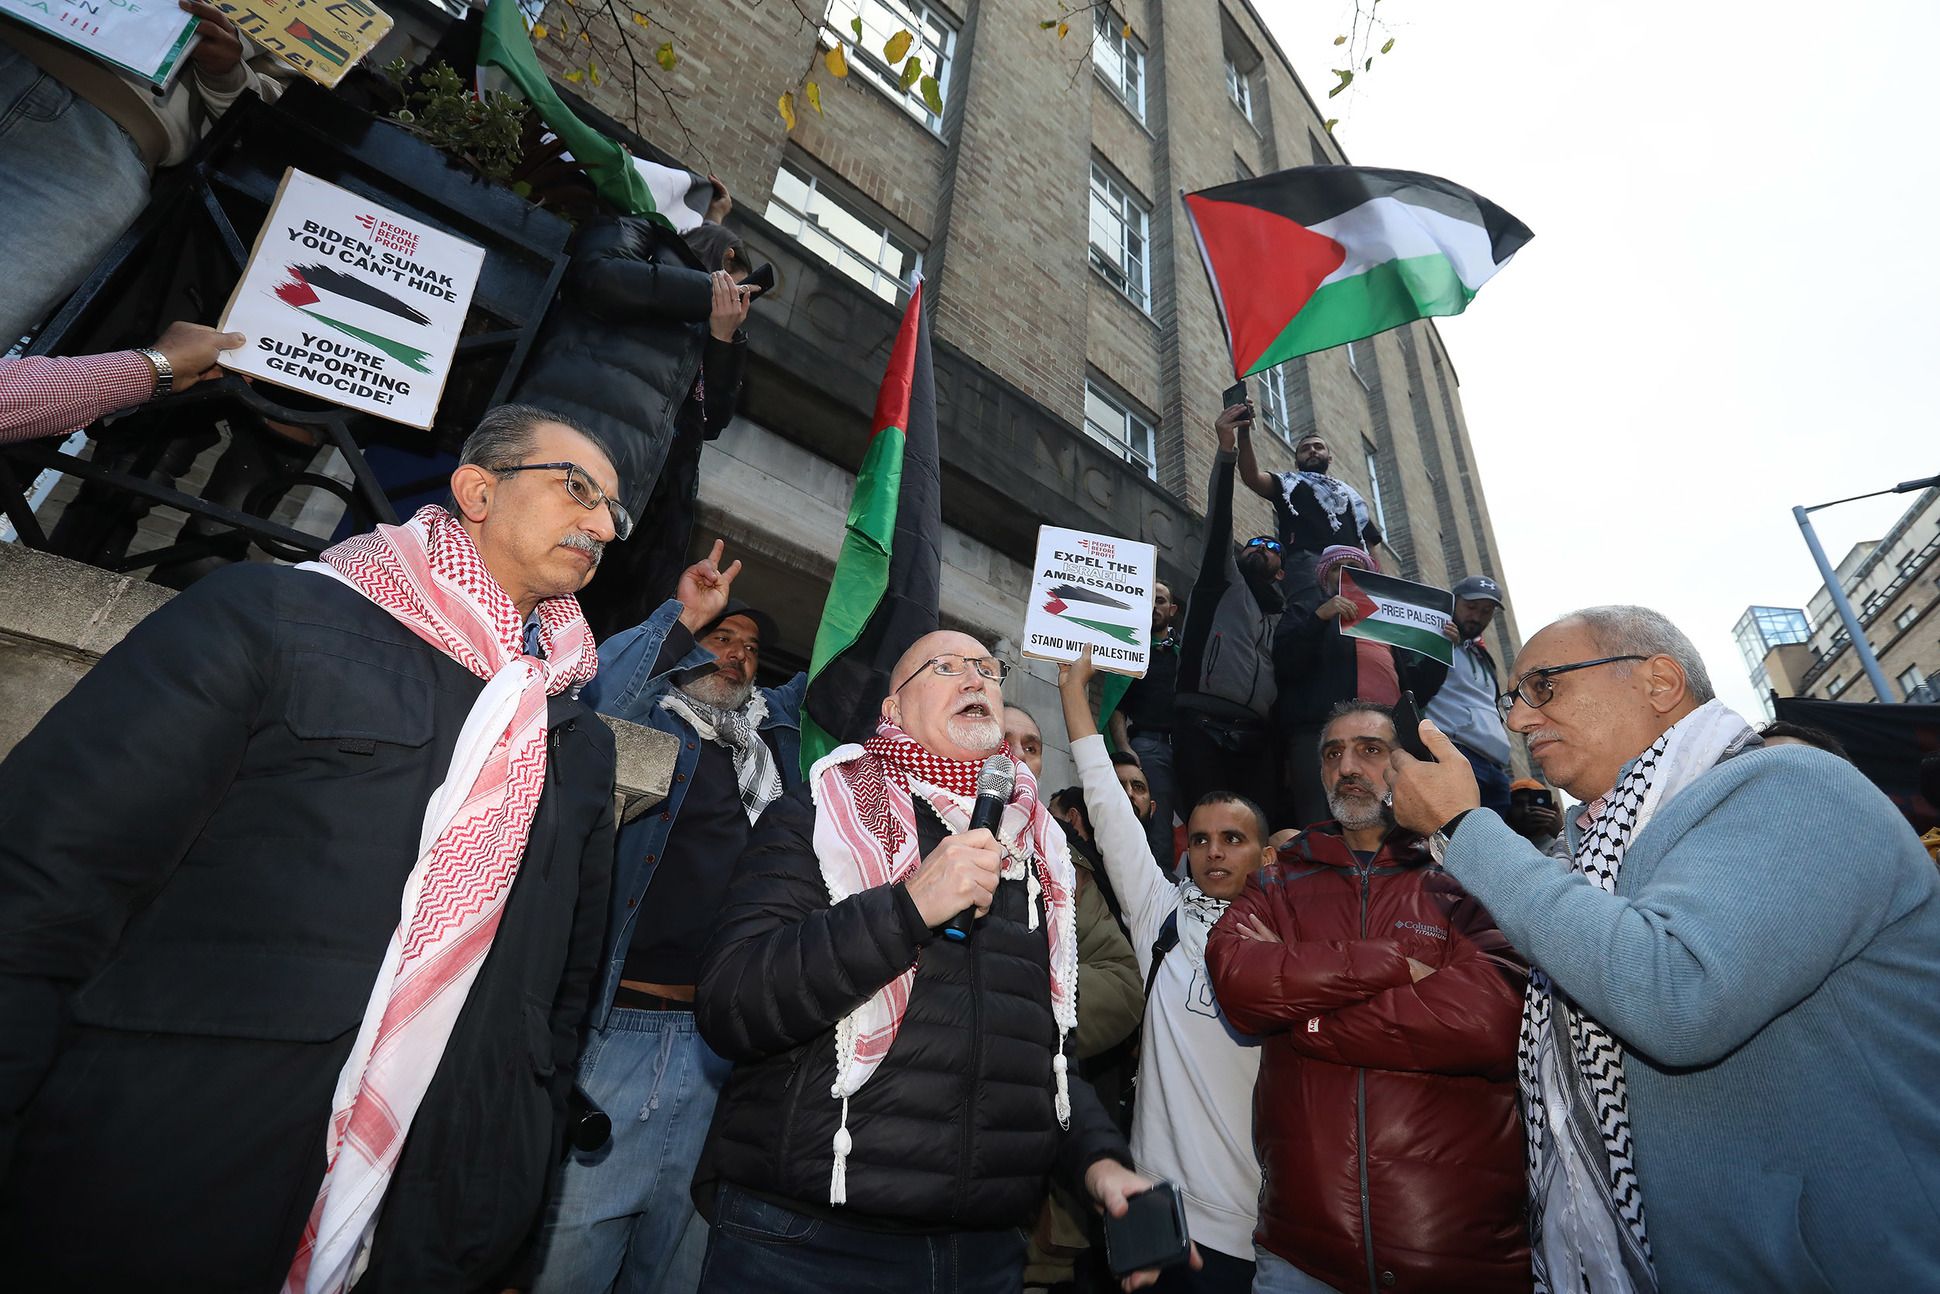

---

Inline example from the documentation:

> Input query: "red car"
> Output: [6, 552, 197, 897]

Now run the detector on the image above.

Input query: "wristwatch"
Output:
[135, 347, 173, 397]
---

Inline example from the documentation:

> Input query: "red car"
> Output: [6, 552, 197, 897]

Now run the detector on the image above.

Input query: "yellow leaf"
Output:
[883, 29, 912, 63]
[778, 91, 797, 130]
[1057, 20, 1069, 39]
[825, 43, 848, 77]
[1333, 34, 1346, 45]
[805, 80, 823, 114]
[588, 61, 601, 85]
[579, 30, 589, 42]
[529, 21, 546, 39]
[564, 68, 584, 82]
[1121, 22, 1132, 39]
[656, 41, 677, 71]
[632, 11, 649, 26]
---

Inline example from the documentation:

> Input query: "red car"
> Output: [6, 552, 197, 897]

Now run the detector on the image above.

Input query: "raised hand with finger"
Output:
[675, 538, 743, 632]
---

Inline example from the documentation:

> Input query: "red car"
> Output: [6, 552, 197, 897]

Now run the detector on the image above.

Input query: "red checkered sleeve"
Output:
[0, 351, 157, 446]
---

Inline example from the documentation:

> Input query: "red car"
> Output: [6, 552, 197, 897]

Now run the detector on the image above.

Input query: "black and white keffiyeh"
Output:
[662, 688, 783, 823]
[1281, 470, 1371, 539]
[1520, 699, 1758, 1294]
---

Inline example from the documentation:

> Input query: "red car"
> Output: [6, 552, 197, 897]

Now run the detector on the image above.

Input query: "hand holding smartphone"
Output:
[1391, 690, 1435, 763]
[1102, 1179, 1193, 1278]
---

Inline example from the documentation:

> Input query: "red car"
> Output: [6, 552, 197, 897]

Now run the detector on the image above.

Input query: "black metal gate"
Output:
[0, 78, 572, 578]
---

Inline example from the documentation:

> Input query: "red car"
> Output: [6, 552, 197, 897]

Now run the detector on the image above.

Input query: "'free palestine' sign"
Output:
[218, 168, 484, 430]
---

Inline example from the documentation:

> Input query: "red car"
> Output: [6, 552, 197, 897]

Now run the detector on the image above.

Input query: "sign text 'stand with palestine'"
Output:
[1021, 525, 1157, 678]
[218, 168, 483, 430]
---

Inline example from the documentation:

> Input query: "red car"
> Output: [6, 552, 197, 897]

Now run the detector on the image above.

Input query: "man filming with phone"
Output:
[1207, 700, 1532, 1293]
[691, 630, 1195, 1292]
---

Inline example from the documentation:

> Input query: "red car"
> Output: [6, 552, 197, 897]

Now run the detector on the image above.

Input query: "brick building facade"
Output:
[532, 0, 1525, 784]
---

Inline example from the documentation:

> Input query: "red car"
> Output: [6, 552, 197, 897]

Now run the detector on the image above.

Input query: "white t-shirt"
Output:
[1074, 735, 1263, 1260]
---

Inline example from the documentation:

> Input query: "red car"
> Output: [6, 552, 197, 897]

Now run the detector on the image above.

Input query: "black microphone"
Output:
[942, 754, 1015, 942]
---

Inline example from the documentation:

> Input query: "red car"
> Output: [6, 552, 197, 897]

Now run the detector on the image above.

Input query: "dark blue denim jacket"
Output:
[581, 598, 805, 1027]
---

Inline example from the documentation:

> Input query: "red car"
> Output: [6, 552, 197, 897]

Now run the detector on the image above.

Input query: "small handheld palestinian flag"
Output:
[800, 282, 942, 773]
[1338, 568, 1455, 666]
[1183, 166, 1532, 377]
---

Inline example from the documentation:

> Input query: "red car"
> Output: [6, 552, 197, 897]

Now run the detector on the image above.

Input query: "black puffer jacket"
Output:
[513, 215, 746, 513]
[694, 787, 1131, 1228]
[1272, 589, 1449, 728]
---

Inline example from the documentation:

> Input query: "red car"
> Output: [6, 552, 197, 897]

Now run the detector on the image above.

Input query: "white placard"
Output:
[0, 0, 198, 89]
[1020, 525, 1157, 678]
[217, 168, 485, 430]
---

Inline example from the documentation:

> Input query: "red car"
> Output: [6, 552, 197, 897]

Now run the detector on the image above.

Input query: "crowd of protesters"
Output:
[3, 132, 1939, 1294]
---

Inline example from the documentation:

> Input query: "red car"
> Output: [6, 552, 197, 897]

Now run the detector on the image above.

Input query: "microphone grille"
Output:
[977, 753, 1016, 800]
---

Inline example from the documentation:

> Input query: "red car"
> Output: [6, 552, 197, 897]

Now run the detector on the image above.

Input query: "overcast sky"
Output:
[1256, 0, 1940, 716]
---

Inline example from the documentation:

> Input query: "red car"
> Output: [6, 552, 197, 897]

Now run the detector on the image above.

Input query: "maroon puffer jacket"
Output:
[1206, 826, 1532, 1294]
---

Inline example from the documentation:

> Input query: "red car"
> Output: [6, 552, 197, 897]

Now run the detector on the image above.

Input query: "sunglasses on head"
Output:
[1244, 538, 1283, 553]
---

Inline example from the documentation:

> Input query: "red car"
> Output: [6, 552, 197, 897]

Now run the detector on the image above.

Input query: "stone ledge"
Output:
[0, 545, 675, 807]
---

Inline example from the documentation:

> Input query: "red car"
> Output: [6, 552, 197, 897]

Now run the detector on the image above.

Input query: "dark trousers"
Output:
[698, 1183, 1028, 1294]
[1150, 1241, 1256, 1293]
[1457, 743, 1514, 817]
[1171, 697, 1278, 819]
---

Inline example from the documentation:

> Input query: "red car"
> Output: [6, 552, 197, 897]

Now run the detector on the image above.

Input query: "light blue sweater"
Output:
[1444, 745, 1940, 1292]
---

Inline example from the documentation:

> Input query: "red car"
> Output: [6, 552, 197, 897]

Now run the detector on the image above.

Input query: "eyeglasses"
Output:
[1498, 655, 1648, 718]
[893, 653, 1011, 694]
[493, 461, 633, 541]
[1244, 538, 1283, 553]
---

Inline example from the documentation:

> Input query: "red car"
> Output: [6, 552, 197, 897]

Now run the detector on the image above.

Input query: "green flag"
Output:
[476, 0, 659, 221]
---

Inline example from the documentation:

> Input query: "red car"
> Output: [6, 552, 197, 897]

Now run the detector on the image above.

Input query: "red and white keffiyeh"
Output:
[283, 505, 597, 1294]
[809, 717, 1078, 1204]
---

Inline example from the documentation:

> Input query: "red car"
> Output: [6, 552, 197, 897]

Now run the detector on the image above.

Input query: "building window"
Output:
[822, 0, 957, 133]
[1896, 606, 1920, 632]
[1224, 54, 1252, 121]
[1363, 436, 1389, 532]
[1088, 162, 1150, 312]
[764, 159, 921, 303]
[1253, 363, 1292, 443]
[1827, 674, 1849, 698]
[1083, 380, 1157, 480]
[1092, 7, 1144, 122]
[1234, 155, 1253, 182]
[1900, 664, 1929, 696]
[1345, 338, 1370, 388]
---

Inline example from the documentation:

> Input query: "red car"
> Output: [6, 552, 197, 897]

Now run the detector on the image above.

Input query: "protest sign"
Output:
[208, 0, 391, 88]
[218, 168, 484, 430]
[1021, 525, 1157, 677]
[1338, 568, 1455, 666]
[0, 0, 198, 90]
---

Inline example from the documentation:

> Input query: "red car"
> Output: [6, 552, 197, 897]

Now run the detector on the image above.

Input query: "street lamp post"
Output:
[1793, 473, 1940, 704]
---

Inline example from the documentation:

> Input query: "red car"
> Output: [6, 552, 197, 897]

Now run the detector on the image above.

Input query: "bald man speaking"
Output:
[691, 631, 1189, 1292]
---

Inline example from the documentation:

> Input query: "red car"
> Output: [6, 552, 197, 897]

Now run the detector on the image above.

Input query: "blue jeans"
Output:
[1456, 743, 1514, 817]
[0, 48, 149, 348]
[1130, 729, 1179, 867]
[697, 1183, 1027, 1294]
[1252, 1245, 1343, 1293]
[529, 1010, 732, 1294]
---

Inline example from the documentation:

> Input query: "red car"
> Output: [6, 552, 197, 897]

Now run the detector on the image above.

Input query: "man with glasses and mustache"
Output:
[527, 539, 805, 1294]
[1390, 605, 1940, 1293]
[0, 404, 623, 1291]
[691, 630, 1186, 1292]
[1209, 699, 1529, 1294]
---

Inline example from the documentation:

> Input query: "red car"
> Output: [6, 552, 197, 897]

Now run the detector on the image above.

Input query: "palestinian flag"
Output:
[1339, 568, 1456, 666]
[477, 0, 657, 220]
[801, 283, 942, 773]
[1183, 166, 1532, 377]
[273, 266, 433, 372]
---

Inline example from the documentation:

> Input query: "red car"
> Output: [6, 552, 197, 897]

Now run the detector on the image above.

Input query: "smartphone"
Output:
[1221, 379, 1249, 410]
[743, 262, 776, 298]
[1103, 1180, 1192, 1278]
[1392, 690, 1435, 762]
[1511, 787, 1555, 811]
